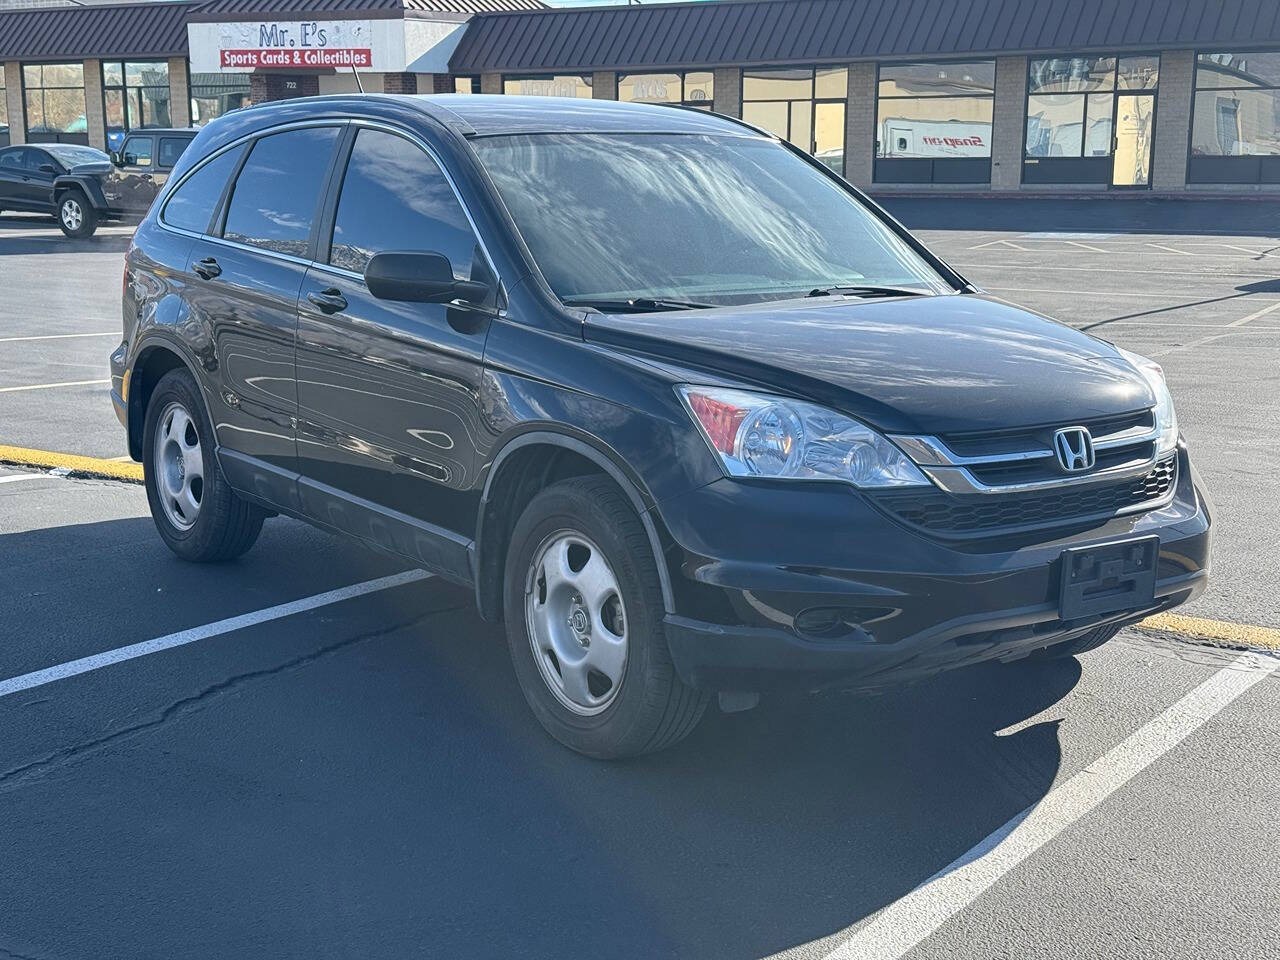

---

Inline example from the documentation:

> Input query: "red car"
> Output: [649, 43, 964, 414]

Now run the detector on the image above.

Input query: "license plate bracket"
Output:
[1059, 536, 1158, 620]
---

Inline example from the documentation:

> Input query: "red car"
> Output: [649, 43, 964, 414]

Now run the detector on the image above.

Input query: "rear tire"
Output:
[503, 475, 708, 759]
[142, 369, 264, 562]
[57, 190, 97, 238]
[1032, 624, 1122, 661]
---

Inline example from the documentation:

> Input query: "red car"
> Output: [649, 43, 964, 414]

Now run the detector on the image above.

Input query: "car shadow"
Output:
[0, 213, 133, 254]
[0, 515, 1079, 960]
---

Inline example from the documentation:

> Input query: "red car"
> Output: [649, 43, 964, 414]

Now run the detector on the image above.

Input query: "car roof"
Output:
[120, 128, 199, 137]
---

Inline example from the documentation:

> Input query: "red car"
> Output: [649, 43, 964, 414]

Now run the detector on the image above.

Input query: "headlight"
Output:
[678, 386, 929, 488]
[1118, 348, 1178, 457]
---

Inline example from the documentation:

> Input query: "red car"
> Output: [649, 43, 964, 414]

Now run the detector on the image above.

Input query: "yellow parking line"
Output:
[0, 445, 142, 483]
[1137, 612, 1280, 652]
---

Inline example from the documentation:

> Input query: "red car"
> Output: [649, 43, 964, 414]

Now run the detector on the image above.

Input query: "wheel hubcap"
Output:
[62, 200, 82, 230]
[525, 531, 628, 716]
[153, 401, 204, 530]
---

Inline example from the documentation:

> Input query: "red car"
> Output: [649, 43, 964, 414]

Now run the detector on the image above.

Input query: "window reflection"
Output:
[742, 66, 847, 174]
[1025, 55, 1158, 159]
[1192, 52, 1280, 156]
[618, 71, 714, 109]
[22, 63, 87, 143]
[876, 61, 995, 159]
[503, 75, 594, 98]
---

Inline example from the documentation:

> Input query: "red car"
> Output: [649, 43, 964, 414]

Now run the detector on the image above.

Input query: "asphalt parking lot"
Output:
[2, 202, 1278, 959]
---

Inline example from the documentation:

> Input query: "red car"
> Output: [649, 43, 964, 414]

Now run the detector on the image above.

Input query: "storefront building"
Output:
[2, 0, 1278, 194]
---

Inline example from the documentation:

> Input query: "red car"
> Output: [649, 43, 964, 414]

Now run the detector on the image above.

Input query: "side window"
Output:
[122, 136, 153, 167]
[223, 126, 339, 258]
[161, 144, 244, 234]
[0, 148, 28, 170]
[329, 128, 478, 279]
[157, 137, 189, 169]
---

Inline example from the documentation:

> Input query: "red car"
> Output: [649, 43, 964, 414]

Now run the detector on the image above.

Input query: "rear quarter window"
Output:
[157, 137, 191, 169]
[161, 144, 244, 234]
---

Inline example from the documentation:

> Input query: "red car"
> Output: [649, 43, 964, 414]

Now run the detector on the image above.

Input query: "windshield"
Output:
[44, 145, 108, 167]
[471, 132, 953, 307]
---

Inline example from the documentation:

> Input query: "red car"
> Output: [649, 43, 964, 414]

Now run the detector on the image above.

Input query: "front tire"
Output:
[142, 369, 264, 561]
[1032, 624, 1122, 661]
[503, 476, 708, 758]
[57, 190, 97, 238]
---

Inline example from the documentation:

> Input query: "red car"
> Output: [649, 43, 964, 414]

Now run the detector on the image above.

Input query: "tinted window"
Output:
[162, 144, 244, 234]
[223, 127, 339, 257]
[329, 128, 477, 278]
[0, 147, 31, 170]
[157, 137, 189, 168]
[122, 136, 153, 166]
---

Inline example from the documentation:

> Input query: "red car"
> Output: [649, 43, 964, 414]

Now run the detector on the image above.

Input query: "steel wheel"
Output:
[60, 198, 83, 231]
[153, 400, 204, 531]
[525, 530, 629, 716]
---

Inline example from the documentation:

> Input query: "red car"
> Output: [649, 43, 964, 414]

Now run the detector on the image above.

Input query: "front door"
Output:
[1111, 94, 1155, 188]
[294, 125, 497, 575]
[110, 134, 161, 214]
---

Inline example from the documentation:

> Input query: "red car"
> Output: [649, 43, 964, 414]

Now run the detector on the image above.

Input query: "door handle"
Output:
[194, 257, 221, 280]
[307, 288, 348, 314]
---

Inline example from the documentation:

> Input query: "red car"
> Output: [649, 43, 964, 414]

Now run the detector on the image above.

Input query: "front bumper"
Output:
[655, 443, 1211, 692]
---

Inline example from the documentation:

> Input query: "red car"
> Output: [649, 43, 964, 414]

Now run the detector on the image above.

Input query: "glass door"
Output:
[1111, 93, 1155, 187]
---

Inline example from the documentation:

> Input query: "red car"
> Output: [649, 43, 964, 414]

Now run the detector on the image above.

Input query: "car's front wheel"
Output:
[57, 190, 97, 238]
[503, 476, 708, 758]
[142, 369, 265, 561]
[1031, 623, 1122, 661]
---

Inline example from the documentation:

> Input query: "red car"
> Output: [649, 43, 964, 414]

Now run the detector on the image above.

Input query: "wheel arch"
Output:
[473, 429, 675, 623]
[126, 339, 212, 461]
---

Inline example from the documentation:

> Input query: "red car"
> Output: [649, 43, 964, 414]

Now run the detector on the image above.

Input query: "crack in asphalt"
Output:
[0, 603, 469, 794]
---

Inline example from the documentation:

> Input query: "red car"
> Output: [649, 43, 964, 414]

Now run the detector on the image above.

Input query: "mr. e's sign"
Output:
[217, 20, 372, 68]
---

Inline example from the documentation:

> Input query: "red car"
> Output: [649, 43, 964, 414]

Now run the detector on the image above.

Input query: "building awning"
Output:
[449, 0, 1280, 73]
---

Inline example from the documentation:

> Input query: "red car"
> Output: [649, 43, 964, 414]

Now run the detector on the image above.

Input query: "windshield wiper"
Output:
[805, 285, 931, 299]
[562, 296, 717, 313]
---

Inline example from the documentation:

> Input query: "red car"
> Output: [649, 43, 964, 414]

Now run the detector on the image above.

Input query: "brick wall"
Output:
[168, 56, 190, 128]
[249, 73, 319, 104]
[1152, 48, 1193, 191]
[83, 59, 105, 150]
[432, 74, 453, 94]
[383, 72, 418, 94]
[845, 61, 875, 186]
[712, 67, 740, 117]
[990, 55, 1027, 190]
[592, 70, 616, 100]
[480, 72, 502, 94]
[3, 62, 22, 144]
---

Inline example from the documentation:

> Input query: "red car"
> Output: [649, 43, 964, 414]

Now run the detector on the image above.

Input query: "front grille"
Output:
[877, 457, 1176, 536]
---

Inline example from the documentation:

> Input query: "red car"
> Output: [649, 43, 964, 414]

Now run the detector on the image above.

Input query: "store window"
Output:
[1024, 55, 1158, 187]
[190, 73, 251, 127]
[742, 66, 847, 173]
[503, 75, 593, 98]
[1190, 51, 1280, 184]
[875, 61, 994, 183]
[454, 76, 480, 95]
[22, 63, 88, 144]
[102, 61, 170, 151]
[617, 72, 714, 110]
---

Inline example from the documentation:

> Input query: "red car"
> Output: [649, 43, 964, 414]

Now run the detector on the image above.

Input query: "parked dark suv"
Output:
[55, 128, 197, 237]
[111, 96, 1210, 758]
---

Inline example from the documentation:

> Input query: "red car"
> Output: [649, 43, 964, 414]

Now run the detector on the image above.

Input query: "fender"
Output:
[52, 173, 109, 211]
[474, 428, 676, 617]
[125, 332, 217, 461]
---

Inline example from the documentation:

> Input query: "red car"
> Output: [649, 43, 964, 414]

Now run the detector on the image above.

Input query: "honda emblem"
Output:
[1053, 427, 1096, 473]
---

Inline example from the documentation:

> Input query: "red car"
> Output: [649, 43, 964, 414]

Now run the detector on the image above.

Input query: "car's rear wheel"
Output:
[503, 475, 708, 758]
[142, 368, 264, 561]
[57, 190, 97, 239]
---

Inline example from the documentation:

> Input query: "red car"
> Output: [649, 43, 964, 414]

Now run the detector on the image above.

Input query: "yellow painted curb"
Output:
[0, 444, 143, 483]
[1137, 612, 1280, 652]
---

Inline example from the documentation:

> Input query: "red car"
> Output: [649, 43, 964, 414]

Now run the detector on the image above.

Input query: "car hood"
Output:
[65, 161, 111, 176]
[582, 293, 1154, 435]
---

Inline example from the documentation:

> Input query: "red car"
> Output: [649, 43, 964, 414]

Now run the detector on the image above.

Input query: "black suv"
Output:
[54, 128, 197, 237]
[111, 96, 1210, 758]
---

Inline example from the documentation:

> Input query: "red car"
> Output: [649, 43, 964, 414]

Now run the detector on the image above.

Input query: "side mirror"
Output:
[39, 162, 56, 174]
[110, 151, 122, 166]
[364, 251, 490, 305]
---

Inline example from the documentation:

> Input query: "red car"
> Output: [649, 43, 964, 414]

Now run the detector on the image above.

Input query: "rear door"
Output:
[179, 124, 343, 509]
[294, 123, 498, 573]
[0, 148, 45, 210]
[111, 134, 160, 215]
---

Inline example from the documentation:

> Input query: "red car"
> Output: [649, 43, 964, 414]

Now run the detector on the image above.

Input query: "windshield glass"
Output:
[44, 145, 108, 167]
[472, 132, 953, 307]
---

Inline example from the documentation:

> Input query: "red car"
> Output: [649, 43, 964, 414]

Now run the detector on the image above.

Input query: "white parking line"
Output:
[823, 651, 1278, 960]
[0, 332, 116, 344]
[0, 378, 110, 393]
[0, 473, 48, 484]
[1148, 300, 1280, 358]
[0, 570, 430, 700]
